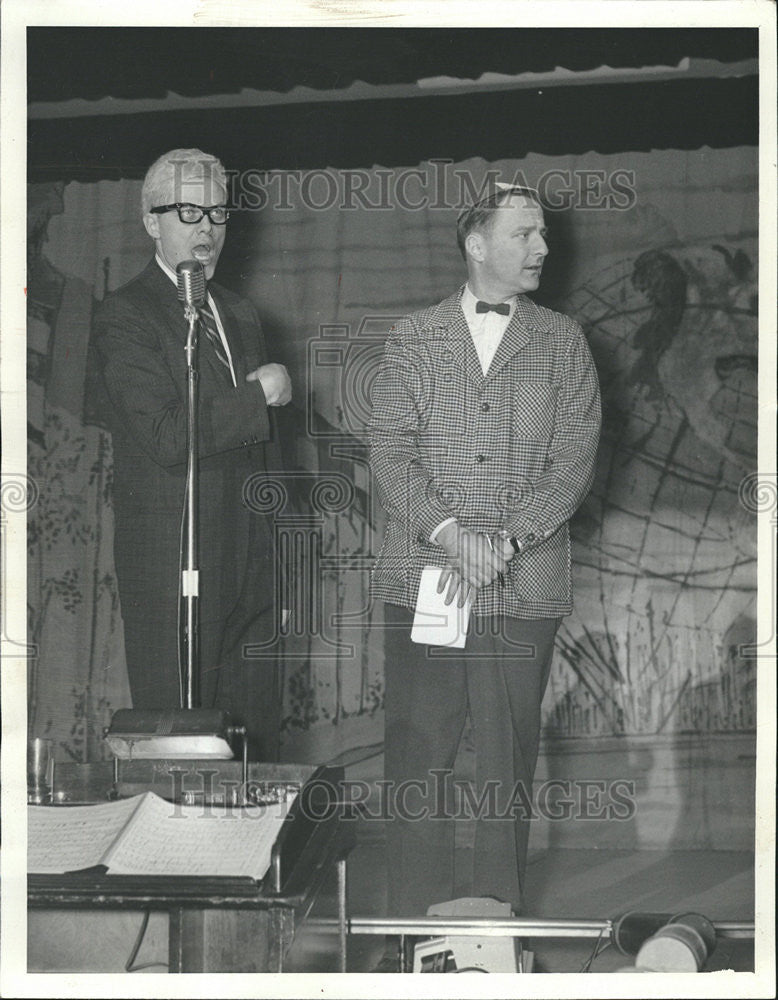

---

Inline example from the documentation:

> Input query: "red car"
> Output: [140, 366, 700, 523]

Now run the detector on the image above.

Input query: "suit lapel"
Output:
[140, 262, 218, 379]
[423, 289, 544, 386]
[141, 260, 190, 346]
[485, 295, 542, 380]
[424, 287, 484, 388]
[449, 310, 484, 388]
[139, 263, 239, 387]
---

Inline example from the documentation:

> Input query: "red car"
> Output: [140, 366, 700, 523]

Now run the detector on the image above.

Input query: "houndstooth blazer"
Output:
[368, 286, 601, 619]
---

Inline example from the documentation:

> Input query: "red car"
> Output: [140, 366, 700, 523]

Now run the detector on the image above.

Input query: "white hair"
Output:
[141, 148, 228, 215]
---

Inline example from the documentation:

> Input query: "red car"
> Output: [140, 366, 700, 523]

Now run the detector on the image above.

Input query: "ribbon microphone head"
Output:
[176, 259, 206, 308]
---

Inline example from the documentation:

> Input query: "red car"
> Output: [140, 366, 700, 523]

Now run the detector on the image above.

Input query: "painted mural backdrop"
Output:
[550, 240, 757, 737]
[271, 239, 757, 750]
[243, 148, 757, 750]
[31, 146, 757, 759]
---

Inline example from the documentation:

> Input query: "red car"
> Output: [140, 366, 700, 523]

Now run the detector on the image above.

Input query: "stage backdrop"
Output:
[29, 146, 757, 768]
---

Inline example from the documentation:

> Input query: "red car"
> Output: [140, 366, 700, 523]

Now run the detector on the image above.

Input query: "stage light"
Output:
[104, 708, 234, 759]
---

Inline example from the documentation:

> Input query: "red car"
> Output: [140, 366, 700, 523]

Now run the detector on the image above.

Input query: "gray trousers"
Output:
[382, 603, 559, 917]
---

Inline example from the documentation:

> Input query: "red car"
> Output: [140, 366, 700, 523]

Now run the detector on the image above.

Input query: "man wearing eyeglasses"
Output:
[92, 148, 291, 758]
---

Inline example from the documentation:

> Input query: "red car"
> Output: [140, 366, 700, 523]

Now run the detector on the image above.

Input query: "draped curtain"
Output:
[27, 183, 132, 759]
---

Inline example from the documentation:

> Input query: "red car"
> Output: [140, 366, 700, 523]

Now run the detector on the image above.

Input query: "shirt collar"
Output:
[155, 253, 178, 286]
[461, 283, 516, 323]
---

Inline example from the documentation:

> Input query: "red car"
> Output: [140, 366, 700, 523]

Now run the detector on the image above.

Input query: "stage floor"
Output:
[346, 821, 756, 973]
[26, 813, 756, 974]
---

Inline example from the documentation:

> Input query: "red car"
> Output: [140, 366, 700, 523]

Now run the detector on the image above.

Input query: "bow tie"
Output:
[475, 300, 511, 316]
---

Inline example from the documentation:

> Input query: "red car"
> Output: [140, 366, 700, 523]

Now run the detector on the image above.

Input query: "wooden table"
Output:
[28, 761, 355, 973]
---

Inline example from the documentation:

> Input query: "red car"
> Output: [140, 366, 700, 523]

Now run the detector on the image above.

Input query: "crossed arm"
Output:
[94, 295, 290, 467]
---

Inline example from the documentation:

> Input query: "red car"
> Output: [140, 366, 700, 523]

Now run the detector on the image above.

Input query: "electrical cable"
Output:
[124, 910, 168, 972]
[579, 928, 611, 972]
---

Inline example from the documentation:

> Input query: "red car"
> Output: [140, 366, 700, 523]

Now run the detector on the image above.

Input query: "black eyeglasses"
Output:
[150, 203, 230, 225]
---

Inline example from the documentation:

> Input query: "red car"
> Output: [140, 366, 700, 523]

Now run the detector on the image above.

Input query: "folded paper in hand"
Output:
[411, 566, 473, 648]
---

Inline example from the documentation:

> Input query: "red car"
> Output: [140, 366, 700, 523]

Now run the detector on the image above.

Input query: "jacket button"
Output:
[481, 403, 490, 412]
[475, 454, 486, 463]
[526, 533, 536, 542]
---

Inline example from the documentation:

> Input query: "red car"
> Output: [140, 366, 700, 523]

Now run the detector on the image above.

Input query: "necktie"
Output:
[475, 300, 511, 315]
[198, 300, 232, 375]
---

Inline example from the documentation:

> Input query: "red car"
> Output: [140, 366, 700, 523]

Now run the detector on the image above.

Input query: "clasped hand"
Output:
[246, 363, 292, 406]
[435, 524, 512, 607]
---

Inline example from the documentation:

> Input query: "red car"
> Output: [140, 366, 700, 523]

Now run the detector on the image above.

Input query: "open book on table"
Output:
[28, 790, 294, 881]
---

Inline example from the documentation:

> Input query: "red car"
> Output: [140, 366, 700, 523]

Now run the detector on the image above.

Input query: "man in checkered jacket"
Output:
[369, 183, 601, 919]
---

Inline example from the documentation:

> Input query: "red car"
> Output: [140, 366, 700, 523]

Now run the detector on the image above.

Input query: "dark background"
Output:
[28, 27, 757, 181]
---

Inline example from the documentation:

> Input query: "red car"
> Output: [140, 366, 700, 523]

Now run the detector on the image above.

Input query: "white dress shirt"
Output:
[460, 283, 516, 376]
[430, 284, 516, 543]
[155, 254, 237, 386]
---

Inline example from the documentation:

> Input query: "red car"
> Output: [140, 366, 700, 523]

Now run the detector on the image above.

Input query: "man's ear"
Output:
[143, 213, 160, 240]
[465, 231, 485, 263]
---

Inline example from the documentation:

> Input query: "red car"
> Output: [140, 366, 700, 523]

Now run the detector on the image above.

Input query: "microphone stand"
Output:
[103, 263, 237, 762]
[181, 301, 200, 708]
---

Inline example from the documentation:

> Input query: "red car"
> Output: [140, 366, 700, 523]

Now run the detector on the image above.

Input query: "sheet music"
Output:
[103, 791, 294, 880]
[27, 795, 145, 873]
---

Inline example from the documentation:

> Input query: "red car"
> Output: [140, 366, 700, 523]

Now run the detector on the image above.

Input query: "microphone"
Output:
[176, 260, 206, 309]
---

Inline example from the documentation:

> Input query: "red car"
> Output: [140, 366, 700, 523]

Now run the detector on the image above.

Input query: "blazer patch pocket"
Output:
[513, 381, 558, 439]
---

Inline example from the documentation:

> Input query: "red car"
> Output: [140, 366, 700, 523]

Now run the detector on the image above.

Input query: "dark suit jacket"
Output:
[92, 259, 284, 715]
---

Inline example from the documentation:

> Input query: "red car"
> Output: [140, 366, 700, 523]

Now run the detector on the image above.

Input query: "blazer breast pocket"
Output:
[512, 381, 558, 440]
